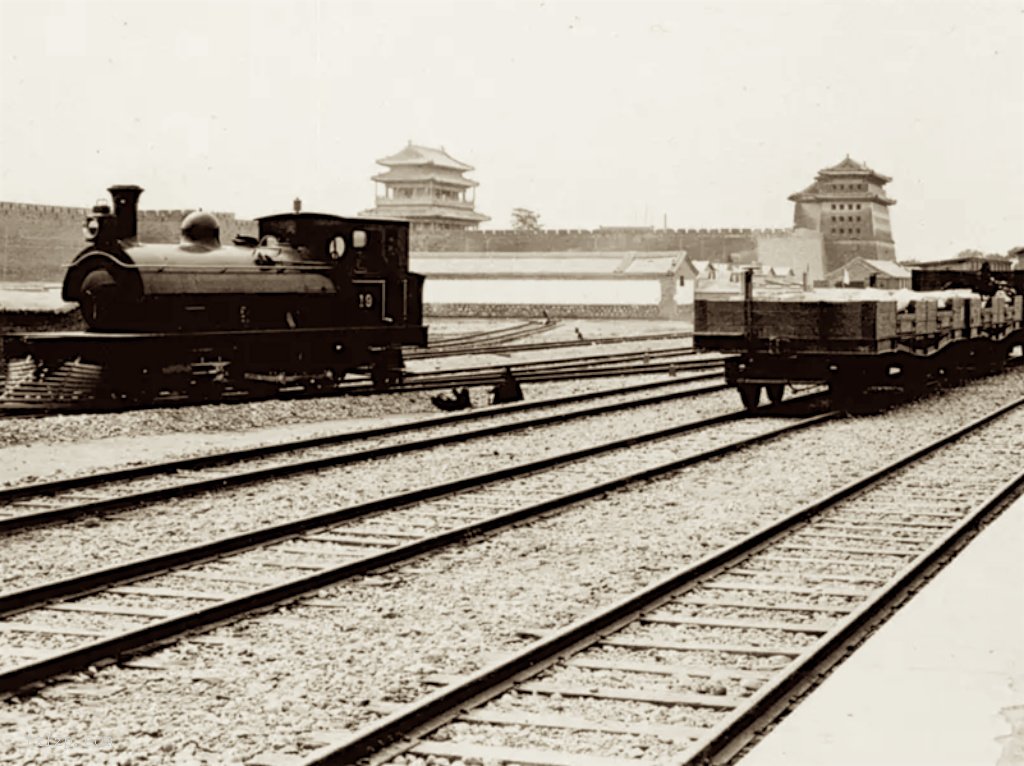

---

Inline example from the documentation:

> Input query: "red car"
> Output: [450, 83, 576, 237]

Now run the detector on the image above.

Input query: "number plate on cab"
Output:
[353, 280, 385, 321]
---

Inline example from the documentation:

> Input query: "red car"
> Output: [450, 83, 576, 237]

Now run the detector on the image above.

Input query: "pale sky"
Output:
[1, 0, 1021, 261]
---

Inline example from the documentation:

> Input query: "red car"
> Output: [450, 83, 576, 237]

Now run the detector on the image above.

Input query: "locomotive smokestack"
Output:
[108, 184, 143, 243]
[293, 197, 302, 213]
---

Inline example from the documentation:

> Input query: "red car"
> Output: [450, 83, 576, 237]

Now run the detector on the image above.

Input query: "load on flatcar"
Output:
[1, 185, 427, 405]
[695, 269, 1024, 411]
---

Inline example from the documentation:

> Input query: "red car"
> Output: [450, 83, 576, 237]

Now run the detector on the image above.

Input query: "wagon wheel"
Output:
[766, 383, 785, 404]
[738, 384, 762, 411]
[371, 364, 402, 391]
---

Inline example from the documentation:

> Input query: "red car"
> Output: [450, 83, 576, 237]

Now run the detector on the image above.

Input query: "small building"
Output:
[904, 255, 1014, 272]
[823, 257, 912, 289]
[360, 143, 490, 232]
[788, 156, 897, 274]
[410, 250, 697, 318]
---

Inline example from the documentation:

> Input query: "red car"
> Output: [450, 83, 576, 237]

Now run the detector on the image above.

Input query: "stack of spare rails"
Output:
[694, 269, 1024, 411]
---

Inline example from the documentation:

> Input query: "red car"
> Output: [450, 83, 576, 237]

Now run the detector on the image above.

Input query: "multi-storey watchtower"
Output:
[360, 143, 490, 231]
[788, 157, 896, 274]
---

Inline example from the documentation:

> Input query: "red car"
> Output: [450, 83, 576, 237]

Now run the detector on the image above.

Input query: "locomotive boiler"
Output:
[2, 185, 427, 405]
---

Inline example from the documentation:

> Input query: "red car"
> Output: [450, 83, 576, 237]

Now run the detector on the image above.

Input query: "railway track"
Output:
[396, 348, 717, 391]
[0, 395, 830, 698]
[409, 327, 694, 360]
[299, 397, 1024, 766]
[418, 320, 560, 352]
[0, 374, 725, 535]
[0, 344, 721, 418]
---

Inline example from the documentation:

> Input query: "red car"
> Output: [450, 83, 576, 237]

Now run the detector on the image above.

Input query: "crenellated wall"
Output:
[424, 302, 677, 320]
[0, 199, 824, 286]
[0, 202, 255, 282]
[410, 227, 794, 255]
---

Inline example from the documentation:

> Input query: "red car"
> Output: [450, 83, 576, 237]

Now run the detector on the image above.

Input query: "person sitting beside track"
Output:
[430, 387, 471, 411]
[491, 367, 524, 405]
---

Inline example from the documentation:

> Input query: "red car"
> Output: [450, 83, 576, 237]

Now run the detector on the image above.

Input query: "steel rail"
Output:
[0, 374, 722, 504]
[0, 401, 815, 615]
[0, 407, 832, 696]
[404, 346, 704, 378]
[301, 396, 1024, 766]
[409, 329, 693, 359]
[0, 376, 727, 533]
[417, 320, 557, 350]
[385, 363, 722, 395]
[355, 361, 721, 396]
[424, 320, 549, 348]
[0, 350, 718, 417]
[413, 334, 693, 360]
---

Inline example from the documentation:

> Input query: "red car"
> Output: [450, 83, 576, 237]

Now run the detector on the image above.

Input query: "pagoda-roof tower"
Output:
[789, 156, 896, 207]
[361, 143, 490, 231]
[788, 156, 897, 274]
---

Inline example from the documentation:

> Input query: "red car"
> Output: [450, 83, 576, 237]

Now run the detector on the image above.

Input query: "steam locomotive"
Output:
[2, 185, 427, 405]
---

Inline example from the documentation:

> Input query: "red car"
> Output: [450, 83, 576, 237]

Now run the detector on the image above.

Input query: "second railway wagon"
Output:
[695, 271, 1024, 410]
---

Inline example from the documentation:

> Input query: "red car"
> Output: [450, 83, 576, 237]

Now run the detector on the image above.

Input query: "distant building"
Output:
[823, 257, 912, 289]
[789, 156, 896, 274]
[360, 143, 490, 231]
[905, 255, 1014, 272]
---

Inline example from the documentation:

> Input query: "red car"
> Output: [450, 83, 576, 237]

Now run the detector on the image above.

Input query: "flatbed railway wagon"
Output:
[694, 271, 1024, 410]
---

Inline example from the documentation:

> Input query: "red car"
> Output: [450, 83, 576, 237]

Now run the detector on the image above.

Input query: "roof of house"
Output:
[824, 257, 912, 282]
[863, 259, 912, 278]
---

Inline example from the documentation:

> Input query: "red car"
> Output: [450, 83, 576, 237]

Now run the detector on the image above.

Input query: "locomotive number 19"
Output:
[352, 280, 385, 320]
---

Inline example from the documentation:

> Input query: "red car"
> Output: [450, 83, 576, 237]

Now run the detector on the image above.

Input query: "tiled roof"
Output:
[376, 143, 474, 171]
[863, 259, 912, 278]
[817, 156, 892, 183]
[372, 167, 478, 187]
[359, 204, 490, 223]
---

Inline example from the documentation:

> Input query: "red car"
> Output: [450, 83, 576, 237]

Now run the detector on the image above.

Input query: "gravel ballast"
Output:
[2, 370, 1023, 765]
[0, 382, 737, 592]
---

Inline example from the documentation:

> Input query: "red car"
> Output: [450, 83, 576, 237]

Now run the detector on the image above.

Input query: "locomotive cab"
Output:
[255, 213, 405, 275]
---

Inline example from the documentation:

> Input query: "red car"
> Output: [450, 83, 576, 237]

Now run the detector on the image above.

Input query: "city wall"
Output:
[0, 202, 255, 282]
[0, 201, 824, 320]
[424, 302, 674, 320]
[410, 227, 788, 255]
